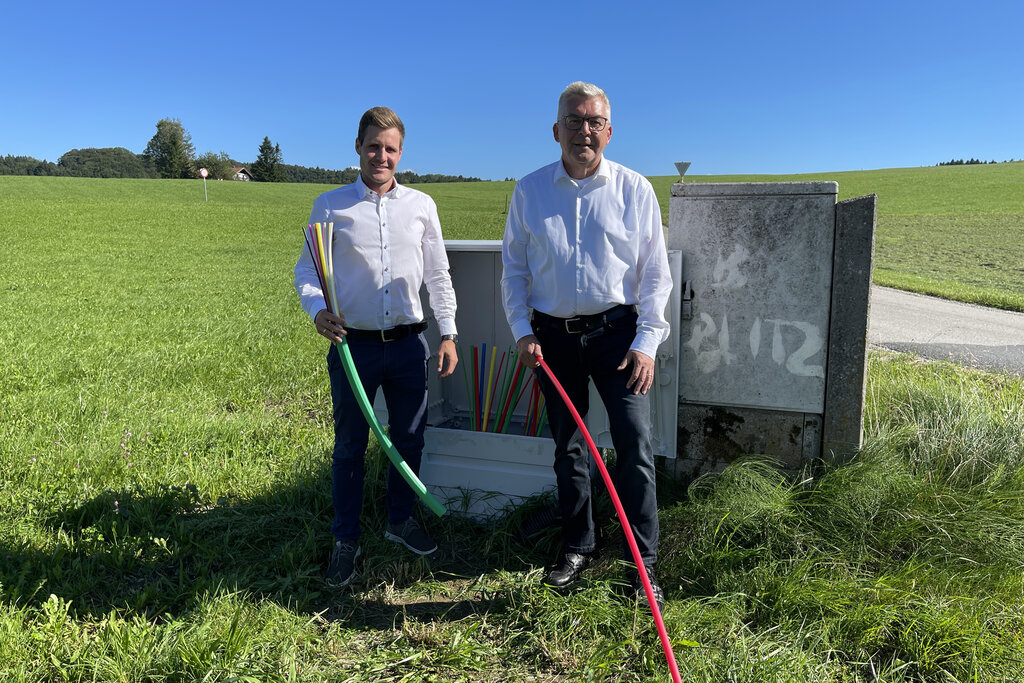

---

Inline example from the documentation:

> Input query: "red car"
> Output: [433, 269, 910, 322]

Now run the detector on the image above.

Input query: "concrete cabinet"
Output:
[668, 182, 876, 477]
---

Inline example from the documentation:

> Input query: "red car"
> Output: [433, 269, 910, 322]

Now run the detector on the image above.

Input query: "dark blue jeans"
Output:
[533, 313, 659, 566]
[326, 333, 429, 542]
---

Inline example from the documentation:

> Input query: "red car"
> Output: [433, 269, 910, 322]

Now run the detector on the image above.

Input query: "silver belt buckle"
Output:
[564, 317, 585, 334]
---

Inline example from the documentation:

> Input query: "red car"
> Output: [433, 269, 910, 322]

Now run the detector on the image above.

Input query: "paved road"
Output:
[868, 286, 1024, 376]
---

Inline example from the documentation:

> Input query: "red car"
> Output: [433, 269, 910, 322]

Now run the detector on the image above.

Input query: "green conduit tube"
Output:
[336, 337, 446, 518]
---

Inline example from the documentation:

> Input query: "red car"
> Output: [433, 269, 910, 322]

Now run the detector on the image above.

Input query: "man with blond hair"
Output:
[295, 106, 459, 587]
[501, 82, 672, 610]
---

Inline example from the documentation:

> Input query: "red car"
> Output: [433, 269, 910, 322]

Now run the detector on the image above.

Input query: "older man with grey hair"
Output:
[501, 81, 672, 610]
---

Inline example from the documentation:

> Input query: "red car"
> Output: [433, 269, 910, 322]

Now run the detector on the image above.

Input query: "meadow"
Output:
[429, 162, 1024, 311]
[1, 171, 1023, 681]
[651, 162, 1024, 312]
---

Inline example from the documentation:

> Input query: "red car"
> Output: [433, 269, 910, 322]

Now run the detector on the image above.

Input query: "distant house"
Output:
[232, 167, 253, 182]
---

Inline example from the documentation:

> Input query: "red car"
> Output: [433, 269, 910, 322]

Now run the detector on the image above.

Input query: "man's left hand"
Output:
[437, 340, 459, 378]
[619, 350, 655, 395]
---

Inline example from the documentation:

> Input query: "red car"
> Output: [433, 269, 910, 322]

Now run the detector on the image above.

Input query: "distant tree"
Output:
[3, 145, 488, 183]
[58, 147, 157, 178]
[143, 118, 196, 179]
[0, 155, 61, 176]
[279, 163, 358, 185]
[195, 151, 235, 180]
[938, 157, 1016, 166]
[271, 165, 483, 185]
[394, 170, 483, 184]
[251, 137, 286, 182]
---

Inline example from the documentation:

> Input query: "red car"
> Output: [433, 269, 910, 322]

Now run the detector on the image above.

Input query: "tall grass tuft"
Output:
[657, 352, 1024, 680]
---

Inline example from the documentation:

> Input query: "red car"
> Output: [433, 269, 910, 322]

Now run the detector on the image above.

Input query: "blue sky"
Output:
[3, 0, 1021, 180]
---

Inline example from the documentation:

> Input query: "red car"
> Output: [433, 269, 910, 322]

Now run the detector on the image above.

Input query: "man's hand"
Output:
[314, 309, 346, 343]
[437, 339, 459, 378]
[619, 349, 655, 395]
[516, 334, 543, 368]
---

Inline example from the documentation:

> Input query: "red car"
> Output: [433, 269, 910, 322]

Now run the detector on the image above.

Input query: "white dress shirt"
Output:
[294, 175, 457, 336]
[501, 158, 672, 359]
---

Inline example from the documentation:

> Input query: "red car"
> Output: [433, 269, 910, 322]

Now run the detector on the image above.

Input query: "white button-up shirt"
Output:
[501, 158, 672, 359]
[294, 176, 457, 336]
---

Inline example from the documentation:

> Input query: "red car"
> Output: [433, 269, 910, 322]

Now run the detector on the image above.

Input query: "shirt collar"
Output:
[355, 173, 404, 199]
[553, 157, 611, 187]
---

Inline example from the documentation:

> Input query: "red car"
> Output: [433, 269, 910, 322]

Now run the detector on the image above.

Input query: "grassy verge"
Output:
[3, 350, 1023, 680]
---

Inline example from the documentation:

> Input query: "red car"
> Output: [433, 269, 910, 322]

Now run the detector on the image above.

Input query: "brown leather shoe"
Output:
[542, 552, 592, 588]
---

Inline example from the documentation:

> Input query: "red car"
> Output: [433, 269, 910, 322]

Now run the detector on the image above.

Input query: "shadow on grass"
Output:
[0, 446, 689, 626]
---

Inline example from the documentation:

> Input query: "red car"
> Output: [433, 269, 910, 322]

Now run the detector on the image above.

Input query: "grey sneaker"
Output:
[384, 517, 437, 555]
[326, 541, 361, 587]
[631, 565, 666, 613]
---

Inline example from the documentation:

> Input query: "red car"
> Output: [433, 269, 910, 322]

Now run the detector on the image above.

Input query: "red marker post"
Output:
[199, 167, 208, 201]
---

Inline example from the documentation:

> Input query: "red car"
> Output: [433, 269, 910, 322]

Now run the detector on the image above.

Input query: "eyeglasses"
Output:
[562, 115, 608, 132]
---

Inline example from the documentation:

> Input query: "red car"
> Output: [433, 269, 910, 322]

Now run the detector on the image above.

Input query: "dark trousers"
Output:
[533, 311, 659, 566]
[326, 333, 429, 542]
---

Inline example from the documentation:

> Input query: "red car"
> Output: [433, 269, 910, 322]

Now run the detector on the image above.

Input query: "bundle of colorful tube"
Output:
[460, 343, 546, 436]
[303, 222, 337, 312]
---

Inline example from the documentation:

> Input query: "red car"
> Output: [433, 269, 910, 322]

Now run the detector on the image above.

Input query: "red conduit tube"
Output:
[537, 358, 681, 683]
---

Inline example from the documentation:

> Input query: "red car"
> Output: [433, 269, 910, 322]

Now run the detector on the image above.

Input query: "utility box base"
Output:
[420, 423, 555, 518]
[669, 404, 822, 480]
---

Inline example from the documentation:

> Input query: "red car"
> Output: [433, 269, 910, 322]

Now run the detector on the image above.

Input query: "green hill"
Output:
[649, 162, 1024, 311]
[2, 161, 1022, 311]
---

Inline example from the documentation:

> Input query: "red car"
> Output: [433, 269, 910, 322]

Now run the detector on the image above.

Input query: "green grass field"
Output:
[650, 162, 1024, 311]
[435, 163, 1024, 315]
[1, 172, 1023, 680]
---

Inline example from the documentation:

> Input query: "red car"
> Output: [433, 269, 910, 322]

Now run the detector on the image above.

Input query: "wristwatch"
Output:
[441, 334, 458, 343]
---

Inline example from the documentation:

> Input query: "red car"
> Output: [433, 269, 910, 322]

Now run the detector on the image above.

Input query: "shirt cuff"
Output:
[306, 303, 327, 322]
[630, 331, 662, 361]
[435, 318, 457, 337]
[512, 319, 535, 343]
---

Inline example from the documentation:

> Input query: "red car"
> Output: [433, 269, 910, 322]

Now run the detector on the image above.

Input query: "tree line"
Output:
[1, 118, 482, 184]
[937, 158, 1018, 166]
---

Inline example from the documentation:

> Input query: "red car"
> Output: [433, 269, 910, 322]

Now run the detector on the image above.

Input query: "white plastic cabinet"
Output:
[373, 240, 681, 516]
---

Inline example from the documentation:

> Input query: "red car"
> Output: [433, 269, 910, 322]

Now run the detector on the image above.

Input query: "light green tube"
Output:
[335, 338, 446, 518]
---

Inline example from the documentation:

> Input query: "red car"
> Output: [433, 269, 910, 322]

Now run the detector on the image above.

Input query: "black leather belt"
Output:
[532, 304, 636, 335]
[343, 321, 427, 342]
